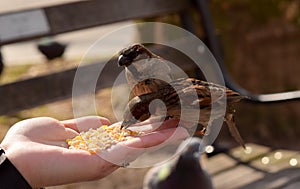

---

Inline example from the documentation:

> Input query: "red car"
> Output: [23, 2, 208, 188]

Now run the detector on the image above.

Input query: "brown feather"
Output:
[123, 78, 246, 148]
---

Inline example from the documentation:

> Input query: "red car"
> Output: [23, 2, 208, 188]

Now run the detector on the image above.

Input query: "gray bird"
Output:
[143, 137, 214, 189]
[118, 44, 246, 148]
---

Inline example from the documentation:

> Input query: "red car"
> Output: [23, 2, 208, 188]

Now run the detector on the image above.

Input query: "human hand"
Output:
[0, 116, 188, 188]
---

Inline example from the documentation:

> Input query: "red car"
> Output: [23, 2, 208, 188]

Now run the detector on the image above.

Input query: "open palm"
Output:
[0, 116, 188, 188]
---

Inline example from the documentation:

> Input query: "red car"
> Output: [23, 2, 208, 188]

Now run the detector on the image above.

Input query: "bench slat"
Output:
[1, 0, 189, 45]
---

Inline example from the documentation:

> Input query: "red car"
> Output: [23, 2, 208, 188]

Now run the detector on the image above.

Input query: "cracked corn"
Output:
[66, 125, 143, 154]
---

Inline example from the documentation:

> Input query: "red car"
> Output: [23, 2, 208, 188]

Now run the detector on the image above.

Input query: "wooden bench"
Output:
[0, 0, 299, 116]
[206, 143, 300, 189]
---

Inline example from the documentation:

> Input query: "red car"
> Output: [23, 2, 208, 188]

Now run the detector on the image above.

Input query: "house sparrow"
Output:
[143, 137, 213, 189]
[118, 44, 245, 148]
[118, 43, 172, 97]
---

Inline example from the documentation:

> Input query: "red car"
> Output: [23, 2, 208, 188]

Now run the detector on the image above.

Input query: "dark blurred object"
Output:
[0, 49, 3, 76]
[205, 143, 230, 158]
[143, 137, 213, 189]
[37, 38, 67, 61]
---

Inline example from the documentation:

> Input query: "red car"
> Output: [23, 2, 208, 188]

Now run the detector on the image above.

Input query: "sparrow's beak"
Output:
[121, 120, 131, 129]
[118, 54, 132, 67]
[120, 121, 130, 130]
[120, 118, 137, 130]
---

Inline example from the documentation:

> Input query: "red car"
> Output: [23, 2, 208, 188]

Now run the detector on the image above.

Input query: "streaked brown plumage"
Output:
[118, 44, 245, 148]
[121, 78, 245, 148]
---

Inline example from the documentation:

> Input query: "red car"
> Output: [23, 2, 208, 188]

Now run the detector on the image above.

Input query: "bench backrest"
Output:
[0, 0, 191, 45]
[0, 0, 203, 115]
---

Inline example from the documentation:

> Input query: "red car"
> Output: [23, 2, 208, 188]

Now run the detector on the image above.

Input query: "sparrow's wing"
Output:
[131, 78, 169, 97]
[168, 78, 223, 107]
[124, 77, 246, 148]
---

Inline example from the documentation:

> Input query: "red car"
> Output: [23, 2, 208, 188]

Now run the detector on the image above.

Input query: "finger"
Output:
[130, 116, 166, 126]
[155, 118, 179, 131]
[63, 127, 79, 139]
[125, 127, 189, 148]
[128, 118, 179, 133]
[62, 116, 111, 132]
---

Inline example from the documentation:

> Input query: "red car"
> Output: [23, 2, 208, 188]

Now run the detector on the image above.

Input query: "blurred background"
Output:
[209, 0, 300, 150]
[0, 0, 299, 188]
